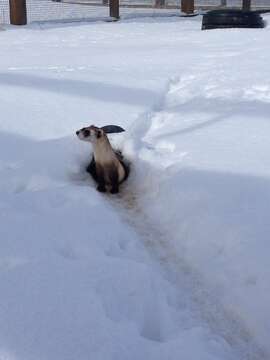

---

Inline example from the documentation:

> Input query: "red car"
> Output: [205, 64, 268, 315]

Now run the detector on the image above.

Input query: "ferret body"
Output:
[76, 125, 129, 193]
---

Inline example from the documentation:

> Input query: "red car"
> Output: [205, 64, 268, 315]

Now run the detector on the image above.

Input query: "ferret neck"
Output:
[92, 136, 112, 157]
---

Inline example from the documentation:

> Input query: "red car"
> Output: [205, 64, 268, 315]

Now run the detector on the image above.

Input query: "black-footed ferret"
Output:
[76, 125, 129, 194]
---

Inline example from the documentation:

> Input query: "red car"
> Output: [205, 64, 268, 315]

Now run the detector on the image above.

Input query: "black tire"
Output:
[202, 9, 265, 30]
[101, 125, 125, 134]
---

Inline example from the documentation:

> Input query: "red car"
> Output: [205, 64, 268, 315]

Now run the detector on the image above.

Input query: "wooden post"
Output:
[9, 0, 27, 25]
[181, 0, 194, 14]
[155, 0, 165, 8]
[242, 0, 251, 11]
[110, 0, 119, 19]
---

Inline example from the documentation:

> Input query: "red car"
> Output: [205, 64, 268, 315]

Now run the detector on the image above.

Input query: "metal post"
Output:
[181, 0, 194, 14]
[110, 0, 119, 19]
[242, 0, 251, 11]
[9, 0, 27, 25]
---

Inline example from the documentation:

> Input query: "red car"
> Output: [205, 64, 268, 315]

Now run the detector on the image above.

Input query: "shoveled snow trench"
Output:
[104, 78, 269, 360]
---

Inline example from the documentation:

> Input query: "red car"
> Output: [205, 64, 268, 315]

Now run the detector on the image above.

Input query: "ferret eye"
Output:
[83, 129, 90, 137]
[97, 130, 102, 139]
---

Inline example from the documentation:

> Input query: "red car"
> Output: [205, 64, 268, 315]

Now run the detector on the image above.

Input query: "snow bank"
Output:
[0, 131, 238, 360]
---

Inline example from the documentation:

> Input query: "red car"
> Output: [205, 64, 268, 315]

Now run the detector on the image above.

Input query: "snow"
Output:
[0, 14, 270, 360]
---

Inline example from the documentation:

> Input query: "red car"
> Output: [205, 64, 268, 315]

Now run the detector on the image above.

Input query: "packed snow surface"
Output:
[0, 14, 270, 360]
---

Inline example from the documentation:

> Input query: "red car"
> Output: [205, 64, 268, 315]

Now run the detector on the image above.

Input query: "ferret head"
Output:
[76, 125, 105, 144]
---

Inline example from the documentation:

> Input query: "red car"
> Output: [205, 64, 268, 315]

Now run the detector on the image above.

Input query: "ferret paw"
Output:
[97, 185, 106, 192]
[110, 188, 119, 194]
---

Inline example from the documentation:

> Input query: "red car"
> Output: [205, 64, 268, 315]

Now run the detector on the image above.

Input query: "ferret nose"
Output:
[76, 131, 79, 135]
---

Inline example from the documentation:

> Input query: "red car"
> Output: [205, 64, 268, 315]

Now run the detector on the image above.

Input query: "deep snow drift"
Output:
[0, 14, 270, 360]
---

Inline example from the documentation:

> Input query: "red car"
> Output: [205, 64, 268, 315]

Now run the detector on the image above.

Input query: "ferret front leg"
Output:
[86, 156, 98, 182]
[109, 168, 119, 194]
[96, 165, 106, 192]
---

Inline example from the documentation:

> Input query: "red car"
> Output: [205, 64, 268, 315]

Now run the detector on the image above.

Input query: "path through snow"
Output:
[106, 78, 269, 360]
